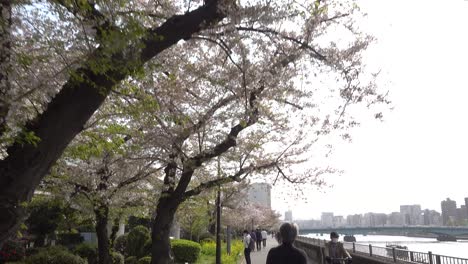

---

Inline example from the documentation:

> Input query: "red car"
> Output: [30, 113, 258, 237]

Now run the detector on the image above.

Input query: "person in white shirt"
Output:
[261, 229, 268, 248]
[243, 230, 252, 264]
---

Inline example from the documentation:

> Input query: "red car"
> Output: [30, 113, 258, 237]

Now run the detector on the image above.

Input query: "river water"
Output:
[304, 234, 468, 259]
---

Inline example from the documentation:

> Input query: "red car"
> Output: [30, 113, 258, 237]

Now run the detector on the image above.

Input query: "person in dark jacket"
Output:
[255, 228, 262, 251]
[266, 222, 307, 264]
[250, 230, 257, 251]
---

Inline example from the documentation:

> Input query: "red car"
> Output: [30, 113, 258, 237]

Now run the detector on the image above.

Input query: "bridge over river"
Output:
[299, 226, 468, 236]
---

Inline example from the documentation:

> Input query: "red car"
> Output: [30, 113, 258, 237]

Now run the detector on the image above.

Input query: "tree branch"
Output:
[111, 164, 162, 198]
[178, 94, 238, 141]
[183, 162, 277, 199]
[236, 26, 326, 61]
[52, 0, 107, 23]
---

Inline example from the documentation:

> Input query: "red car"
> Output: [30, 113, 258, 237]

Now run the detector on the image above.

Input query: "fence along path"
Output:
[297, 236, 468, 264]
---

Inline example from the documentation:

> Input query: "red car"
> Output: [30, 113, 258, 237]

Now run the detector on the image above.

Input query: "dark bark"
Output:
[0, 0, 11, 135]
[208, 207, 216, 235]
[151, 196, 179, 264]
[0, 0, 228, 246]
[109, 216, 120, 249]
[95, 205, 111, 264]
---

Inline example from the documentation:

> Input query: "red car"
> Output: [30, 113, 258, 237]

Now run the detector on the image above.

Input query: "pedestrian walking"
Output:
[266, 222, 307, 264]
[261, 229, 268, 248]
[250, 230, 257, 251]
[243, 230, 252, 264]
[255, 228, 262, 251]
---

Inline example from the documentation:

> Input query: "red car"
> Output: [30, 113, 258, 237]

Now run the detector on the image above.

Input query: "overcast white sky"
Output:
[272, 0, 468, 220]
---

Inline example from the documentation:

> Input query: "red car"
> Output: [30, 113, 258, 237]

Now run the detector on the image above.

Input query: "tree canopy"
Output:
[0, 1, 389, 263]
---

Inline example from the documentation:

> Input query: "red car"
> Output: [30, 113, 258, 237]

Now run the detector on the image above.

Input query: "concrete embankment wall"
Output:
[294, 239, 399, 264]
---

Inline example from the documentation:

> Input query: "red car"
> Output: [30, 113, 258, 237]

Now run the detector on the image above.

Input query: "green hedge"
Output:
[24, 246, 86, 264]
[113, 234, 128, 256]
[111, 251, 124, 264]
[125, 256, 138, 264]
[200, 237, 214, 244]
[171, 239, 201, 263]
[137, 256, 152, 264]
[127, 226, 150, 258]
[73, 243, 97, 264]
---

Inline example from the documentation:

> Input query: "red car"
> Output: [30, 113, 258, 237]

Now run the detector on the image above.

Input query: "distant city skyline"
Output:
[281, 197, 468, 221]
[288, 196, 468, 229]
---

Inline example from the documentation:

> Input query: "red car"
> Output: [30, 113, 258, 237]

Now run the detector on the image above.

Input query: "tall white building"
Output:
[247, 182, 272, 208]
[285, 210, 293, 221]
[388, 212, 405, 226]
[400, 205, 422, 225]
[346, 214, 363, 227]
[321, 212, 334, 227]
[333, 216, 346, 227]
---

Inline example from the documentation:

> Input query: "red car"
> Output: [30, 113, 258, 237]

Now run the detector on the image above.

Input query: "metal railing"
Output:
[296, 236, 468, 264]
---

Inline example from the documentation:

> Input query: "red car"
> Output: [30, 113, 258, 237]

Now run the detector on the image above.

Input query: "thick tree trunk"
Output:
[0, 0, 11, 134]
[109, 216, 120, 249]
[0, 0, 228, 247]
[151, 196, 180, 264]
[95, 205, 111, 264]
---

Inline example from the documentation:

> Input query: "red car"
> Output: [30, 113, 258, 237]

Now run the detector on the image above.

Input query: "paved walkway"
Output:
[240, 238, 279, 264]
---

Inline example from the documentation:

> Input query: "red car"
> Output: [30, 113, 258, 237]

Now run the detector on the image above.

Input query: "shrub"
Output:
[200, 237, 214, 244]
[125, 256, 138, 264]
[137, 256, 152, 264]
[0, 239, 26, 262]
[171, 239, 201, 263]
[111, 251, 124, 264]
[199, 240, 243, 264]
[58, 232, 84, 248]
[74, 243, 97, 264]
[222, 240, 244, 264]
[25, 247, 39, 257]
[200, 241, 216, 256]
[127, 216, 151, 231]
[199, 232, 214, 242]
[24, 246, 86, 264]
[143, 239, 152, 257]
[113, 234, 128, 256]
[127, 226, 150, 258]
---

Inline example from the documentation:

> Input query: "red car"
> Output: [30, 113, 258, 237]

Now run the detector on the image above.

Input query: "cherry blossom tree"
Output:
[44, 110, 162, 264]
[0, 3, 390, 264]
[123, 0, 387, 262]
[0, 0, 236, 246]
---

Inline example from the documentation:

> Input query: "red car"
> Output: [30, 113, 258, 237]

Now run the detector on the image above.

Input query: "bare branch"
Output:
[178, 94, 238, 141]
[321, 13, 349, 23]
[183, 162, 277, 199]
[192, 36, 243, 72]
[110, 164, 163, 198]
[274, 98, 304, 110]
[236, 26, 326, 61]
[52, 0, 107, 22]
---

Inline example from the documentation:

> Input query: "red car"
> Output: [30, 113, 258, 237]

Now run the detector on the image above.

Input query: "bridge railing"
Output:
[296, 236, 468, 264]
